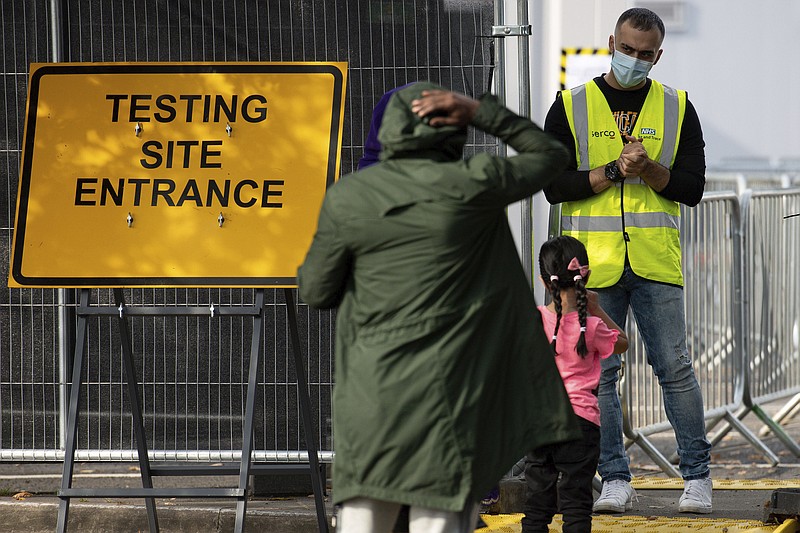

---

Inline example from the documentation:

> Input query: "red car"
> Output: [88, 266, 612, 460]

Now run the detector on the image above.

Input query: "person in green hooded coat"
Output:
[298, 83, 582, 533]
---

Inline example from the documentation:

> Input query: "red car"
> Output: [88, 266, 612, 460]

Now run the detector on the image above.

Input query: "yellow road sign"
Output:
[9, 62, 347, 287]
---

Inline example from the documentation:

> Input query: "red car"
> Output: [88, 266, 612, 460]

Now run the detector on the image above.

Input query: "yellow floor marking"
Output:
[775, 519, 800, 533]
[476, 514, 796, 533]
[632, 477, 800, 490]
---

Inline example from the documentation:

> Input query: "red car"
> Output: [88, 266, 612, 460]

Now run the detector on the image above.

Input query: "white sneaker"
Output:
[592, 479, 637, 513]
[679, 477, 713, 513]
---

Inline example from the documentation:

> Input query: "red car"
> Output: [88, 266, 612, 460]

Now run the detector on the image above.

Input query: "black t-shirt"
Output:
[543, 75, 706, 206]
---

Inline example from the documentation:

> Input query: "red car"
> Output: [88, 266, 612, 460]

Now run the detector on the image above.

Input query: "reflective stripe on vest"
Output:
[660, 85, 680, 168]
[562, 211, 679, 232]
[560, 80, 686, 288]
[571, 85, 590, 170]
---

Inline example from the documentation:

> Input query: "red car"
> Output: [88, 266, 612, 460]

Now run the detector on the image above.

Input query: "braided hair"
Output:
[538, 235, 591, 358]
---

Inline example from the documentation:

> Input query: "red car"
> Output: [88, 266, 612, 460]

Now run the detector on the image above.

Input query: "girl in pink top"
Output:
[522, 236, 628, 533]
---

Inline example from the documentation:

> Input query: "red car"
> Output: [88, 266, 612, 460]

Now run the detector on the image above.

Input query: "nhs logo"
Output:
[640, 127, 657, 135]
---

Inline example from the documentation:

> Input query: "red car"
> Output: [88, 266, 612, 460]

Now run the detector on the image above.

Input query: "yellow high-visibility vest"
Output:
[560, 79, 687, 288]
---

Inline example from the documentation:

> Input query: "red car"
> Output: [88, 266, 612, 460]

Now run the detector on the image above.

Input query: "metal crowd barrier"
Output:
[618, 192, 782, 475]
[552, 186, 800, 477]
[708, 188, 800, 456]
[620, 188, 800, 474]
[705, 169, 800, 194]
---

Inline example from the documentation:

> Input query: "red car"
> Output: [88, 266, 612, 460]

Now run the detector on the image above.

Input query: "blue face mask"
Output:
[610, 50, 654, 88]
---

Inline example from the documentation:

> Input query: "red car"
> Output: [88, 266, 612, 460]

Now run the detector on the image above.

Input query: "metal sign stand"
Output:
[56, 288, 328, 533]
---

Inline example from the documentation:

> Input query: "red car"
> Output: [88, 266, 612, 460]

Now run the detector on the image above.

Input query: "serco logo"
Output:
[640, 127, 656, 135]
[591, 130, 616, 138]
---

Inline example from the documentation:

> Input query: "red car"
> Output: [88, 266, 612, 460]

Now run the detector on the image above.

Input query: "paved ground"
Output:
[2, 398, 800, 531]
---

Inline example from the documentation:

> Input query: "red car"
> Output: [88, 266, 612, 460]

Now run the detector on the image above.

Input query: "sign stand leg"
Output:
[284, 288, 329, 533]
[113, 288, 160, 532]
[57, 289, 90, 533]
[234, 289, 265, 532]
[54, 289, 327, 532]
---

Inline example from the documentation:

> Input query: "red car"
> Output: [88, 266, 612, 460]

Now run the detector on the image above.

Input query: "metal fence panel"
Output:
[1, 0, 497, 461]
[1, 0, 63, 456]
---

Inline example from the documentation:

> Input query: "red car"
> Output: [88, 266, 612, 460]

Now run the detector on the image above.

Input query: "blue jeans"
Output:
[595, 266, 711, 482]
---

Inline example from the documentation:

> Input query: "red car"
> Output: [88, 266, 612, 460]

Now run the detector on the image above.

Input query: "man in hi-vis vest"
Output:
[543, 8, 712, 515]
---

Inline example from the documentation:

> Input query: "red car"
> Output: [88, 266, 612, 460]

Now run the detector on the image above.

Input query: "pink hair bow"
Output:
[567, 257, 589, 279]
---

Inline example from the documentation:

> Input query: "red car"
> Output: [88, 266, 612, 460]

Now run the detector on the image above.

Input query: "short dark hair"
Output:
[616, 7, 665, 40]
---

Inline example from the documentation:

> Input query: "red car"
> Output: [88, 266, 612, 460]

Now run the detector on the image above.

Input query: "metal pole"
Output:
[49, 0, 64, 59]
[495, 1, 536, 282]
[57, 290, 69, 449]
[493, 2, 506, 107]
[516, 1, 533, 282]
[49, 0, 72, 453]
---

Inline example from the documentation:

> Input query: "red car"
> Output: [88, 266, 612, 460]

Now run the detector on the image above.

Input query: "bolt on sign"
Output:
[9, 62, 347, 288]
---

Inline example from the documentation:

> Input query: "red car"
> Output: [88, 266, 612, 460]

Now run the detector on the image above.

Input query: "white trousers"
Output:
[336, 497, 479, 533]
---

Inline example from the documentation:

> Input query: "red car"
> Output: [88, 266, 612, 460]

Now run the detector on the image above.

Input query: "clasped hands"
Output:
[615, 134, 651, 179]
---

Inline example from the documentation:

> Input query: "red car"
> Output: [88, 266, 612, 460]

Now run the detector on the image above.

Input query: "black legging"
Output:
[521, 417, 600, 533]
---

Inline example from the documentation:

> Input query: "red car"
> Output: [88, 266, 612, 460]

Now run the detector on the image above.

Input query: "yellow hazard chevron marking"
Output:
[560, 48, 610, 90]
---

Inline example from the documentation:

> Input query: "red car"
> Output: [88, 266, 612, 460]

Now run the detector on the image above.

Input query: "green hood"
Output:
[377, 82, 467, 162]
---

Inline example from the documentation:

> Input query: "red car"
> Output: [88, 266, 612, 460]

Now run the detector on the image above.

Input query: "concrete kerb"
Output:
[0, 496, 331, 533]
